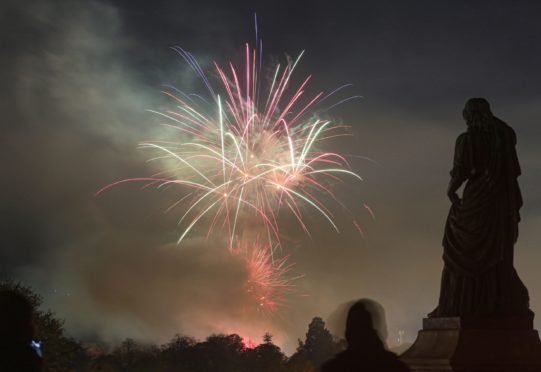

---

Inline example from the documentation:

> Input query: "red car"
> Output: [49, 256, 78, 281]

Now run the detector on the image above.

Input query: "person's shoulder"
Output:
[382, 350, 411, 371]
[320, 350, 364, 372]
[321, 349, 411, 372]
[0, 344, 43, 372]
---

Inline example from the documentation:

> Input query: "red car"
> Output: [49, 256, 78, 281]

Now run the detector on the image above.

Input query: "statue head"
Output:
[462, 98, 494, 128]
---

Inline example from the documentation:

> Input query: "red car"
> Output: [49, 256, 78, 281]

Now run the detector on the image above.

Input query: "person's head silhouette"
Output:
[0, 289, 43, 371]
[321, 299, 410, 372]
[0, 289, 35, 343]
[345, 299, 387, 349]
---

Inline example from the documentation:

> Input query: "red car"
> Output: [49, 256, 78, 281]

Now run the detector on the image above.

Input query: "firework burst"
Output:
[98, 43, 362, 249]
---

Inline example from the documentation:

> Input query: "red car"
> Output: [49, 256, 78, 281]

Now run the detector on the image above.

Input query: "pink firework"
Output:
[97, 42, 362, 249]
[231, 239, 300, 314]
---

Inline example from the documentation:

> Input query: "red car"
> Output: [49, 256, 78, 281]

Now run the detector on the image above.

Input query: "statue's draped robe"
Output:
[435, 119, 530, 317]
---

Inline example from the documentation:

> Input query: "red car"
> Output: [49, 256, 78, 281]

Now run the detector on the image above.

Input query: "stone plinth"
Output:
[401, 314, 541, 372]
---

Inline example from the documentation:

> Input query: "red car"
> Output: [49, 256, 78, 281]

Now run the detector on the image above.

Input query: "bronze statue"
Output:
[430, 98, 531, 317]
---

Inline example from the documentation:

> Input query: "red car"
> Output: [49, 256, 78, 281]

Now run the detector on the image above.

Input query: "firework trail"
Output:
[231, 240, 301, 315]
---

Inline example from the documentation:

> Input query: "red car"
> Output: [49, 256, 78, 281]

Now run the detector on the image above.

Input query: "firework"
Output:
[97, 21, 364, 313]
[231, 239, 300, 315]
[98, 43, 362, 248]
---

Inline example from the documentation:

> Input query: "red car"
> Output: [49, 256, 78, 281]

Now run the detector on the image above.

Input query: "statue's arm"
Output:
[447, 176, 463, 204]
[511, 127, 522, 177]
[448, 133, 469, 204]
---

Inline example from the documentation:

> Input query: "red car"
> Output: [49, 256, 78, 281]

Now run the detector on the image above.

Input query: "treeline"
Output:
[1, 281, 345, 372]
[91, 319, 344, 372]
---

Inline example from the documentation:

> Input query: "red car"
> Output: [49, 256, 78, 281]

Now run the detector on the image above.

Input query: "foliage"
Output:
[287, 317, 337, 371]
[1, 281, 346, 372]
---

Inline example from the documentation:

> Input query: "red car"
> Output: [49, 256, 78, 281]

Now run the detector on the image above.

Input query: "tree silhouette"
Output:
[263, 332, 273, 344]
[160, 334, 196, 371]
[287, 317, 336, 371]
[109, 338, 159, 372]
[245, 333, 286, 372]
[189, 334, 246, 372]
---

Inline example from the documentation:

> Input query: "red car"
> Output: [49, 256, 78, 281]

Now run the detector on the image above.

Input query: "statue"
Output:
[429, 98, 531, 318]
[402, 99, 541, 371]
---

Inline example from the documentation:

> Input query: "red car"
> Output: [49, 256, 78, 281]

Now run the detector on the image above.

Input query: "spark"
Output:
[363, 203, 376, 221]
[353, 219, 365, 239]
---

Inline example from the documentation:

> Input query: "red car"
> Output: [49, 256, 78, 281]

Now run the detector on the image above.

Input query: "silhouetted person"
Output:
[321, 299, 410, 372]
[429, 98, 531, 318]
[0, 289, 43, 372]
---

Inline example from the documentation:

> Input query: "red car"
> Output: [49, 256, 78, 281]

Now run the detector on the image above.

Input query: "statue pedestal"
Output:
[401, 315, 541, 371]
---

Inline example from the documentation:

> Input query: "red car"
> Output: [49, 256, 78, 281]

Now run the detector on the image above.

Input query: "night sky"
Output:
[2, 0, 541, 353]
